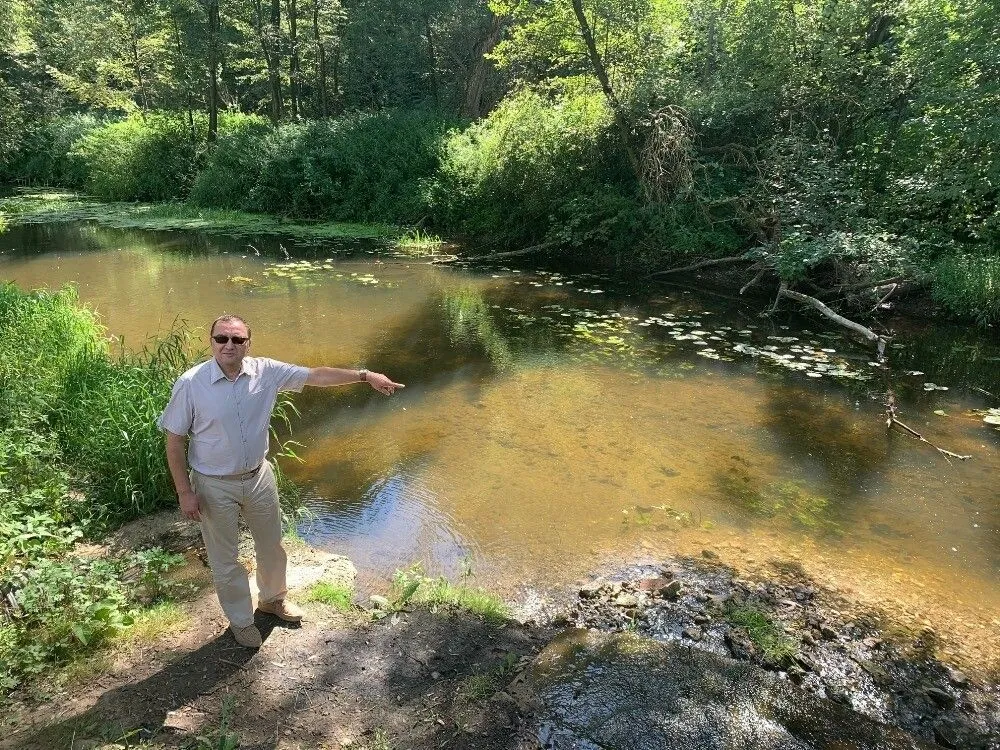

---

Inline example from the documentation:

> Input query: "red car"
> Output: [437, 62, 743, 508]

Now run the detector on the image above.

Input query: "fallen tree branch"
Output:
[739, 269, 767, 296]
[884, 389, 972, 463]
[436, 241, 559, 264]
[826, 275, 908, 296]
[778, 287, 887, 356]
[647, 253, 753, 278]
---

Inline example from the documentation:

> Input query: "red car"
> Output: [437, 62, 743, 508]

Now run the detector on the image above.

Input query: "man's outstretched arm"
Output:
[305, 367, 404, 395]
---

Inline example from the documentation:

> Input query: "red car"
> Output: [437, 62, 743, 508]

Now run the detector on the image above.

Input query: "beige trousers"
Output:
[191, 462, 287, 628]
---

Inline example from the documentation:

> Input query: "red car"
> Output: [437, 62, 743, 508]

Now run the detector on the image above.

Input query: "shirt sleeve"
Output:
[157, 377, 194, 435]
[262, 358, 311, 393]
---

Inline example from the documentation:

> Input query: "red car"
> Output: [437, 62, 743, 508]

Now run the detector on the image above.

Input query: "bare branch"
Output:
[778, 287, 886, 348]
[648, 253, 753, 278]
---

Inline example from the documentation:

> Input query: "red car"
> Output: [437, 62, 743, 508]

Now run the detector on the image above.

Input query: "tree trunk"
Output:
[267, 0, 284, 122]
[461, 11, 505, 119]
[287, 0, 299, 119]
[207, 0, 219, 141]
[312, 0, 327, 117]
[570, 0, 641, 184]
[171, 10, 196, 140]
[424, 14, 439, 107]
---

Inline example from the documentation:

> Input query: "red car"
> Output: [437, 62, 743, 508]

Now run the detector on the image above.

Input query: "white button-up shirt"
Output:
[158, 356, 310, 476]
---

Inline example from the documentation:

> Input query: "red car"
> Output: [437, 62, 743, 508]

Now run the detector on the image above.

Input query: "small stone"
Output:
[694, 614, 710, 625]
[801, 632, 817, 647]
[819, 624, 838, 640]
[792, 653, 816, 672]
[862, 636, 882, 649]
[682, 627, 703, 642]
[661, 580, 682, 599]
[947, 669, 969, 688]
[787, 665, 806, 684]
[933, 719, 962, 749]
[701, 549, 719, 560]
[637, 577, 672, 593]
[925, 687, 956, 709]
[725, 628, 755, 660]
[825, 685, 850, 705]
[694, 592, 711, 603]
[615, 593, 639, 608]
[579, 581, 604, 599]
[431, 671, 442, 680]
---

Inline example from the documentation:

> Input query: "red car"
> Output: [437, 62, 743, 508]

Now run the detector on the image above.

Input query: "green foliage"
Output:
[303, 581, 355, 612]
[70, 113, 202, 201]
[0, 285, 195, 693]
[931, 254, 1000, 326]
[196, 110, 452, 224]
[724, 604, 796, 665]
[389, 564, 508, 624]
[4, 114, 102, 187]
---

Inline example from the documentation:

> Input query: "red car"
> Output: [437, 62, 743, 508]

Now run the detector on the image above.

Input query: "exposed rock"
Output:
[820, 624, 839, 640]
[682, 626, 703, 642]
[636, 577, 672, 593]
[693, 613, 710, 625]
[801, 631, 817, 647]
[701, 549, 719, 560]
[925, 686, 956, 709]
[825, 685, 851, 705]
[661, 580, 682, 600]
[579, 580, 604, 599]
[947, 668, 969, 688]
[791, 653, 816, 672]
[724, 628, 755, 661]
[614, 593, 639, 608]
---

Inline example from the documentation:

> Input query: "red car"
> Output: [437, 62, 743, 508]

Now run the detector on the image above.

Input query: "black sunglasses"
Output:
[212, 335, 249, 345]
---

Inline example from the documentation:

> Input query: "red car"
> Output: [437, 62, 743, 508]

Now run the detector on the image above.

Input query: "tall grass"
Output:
[931, 254, 1000, 326]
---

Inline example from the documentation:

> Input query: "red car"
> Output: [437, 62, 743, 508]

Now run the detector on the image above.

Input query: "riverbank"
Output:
[4, 513, 997, 750]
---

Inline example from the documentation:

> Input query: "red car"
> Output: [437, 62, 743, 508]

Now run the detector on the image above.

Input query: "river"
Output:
[2, 221, 998, 667]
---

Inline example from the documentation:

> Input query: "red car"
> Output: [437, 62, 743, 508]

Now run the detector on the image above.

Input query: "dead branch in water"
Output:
[884, 388, 972, 464]
[434, 241, 559, 264]
[647, 253, 754, 278]
[778, 287, 887, 355]
[777, 286, 971, 462]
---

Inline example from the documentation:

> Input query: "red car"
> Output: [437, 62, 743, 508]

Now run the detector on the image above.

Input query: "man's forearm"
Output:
[305, 367, 366, 387]
[165, 434, 193, 495]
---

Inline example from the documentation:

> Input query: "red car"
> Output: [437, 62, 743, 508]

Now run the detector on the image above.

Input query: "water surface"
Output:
[2, 222, 998, 667]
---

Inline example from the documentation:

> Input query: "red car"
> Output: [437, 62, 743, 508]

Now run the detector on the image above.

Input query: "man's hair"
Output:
[210, 314, 252, 338]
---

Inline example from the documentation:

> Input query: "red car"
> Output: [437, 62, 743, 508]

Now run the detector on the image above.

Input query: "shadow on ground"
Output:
[8, 605, 962, 750]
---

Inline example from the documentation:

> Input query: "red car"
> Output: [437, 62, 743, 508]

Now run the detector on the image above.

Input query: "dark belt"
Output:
[203, 464, 263, 481]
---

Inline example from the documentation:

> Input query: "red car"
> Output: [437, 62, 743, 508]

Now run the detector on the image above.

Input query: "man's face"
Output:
[211, 319, 251, 369]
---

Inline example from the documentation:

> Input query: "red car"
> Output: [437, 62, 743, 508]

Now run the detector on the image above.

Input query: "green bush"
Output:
[931, 253, 1000, 326]
[193, 110, 451, 224]
[189, 115, 274, 210]
[4, 114, 103, 188]
[69, 113, 202, 201]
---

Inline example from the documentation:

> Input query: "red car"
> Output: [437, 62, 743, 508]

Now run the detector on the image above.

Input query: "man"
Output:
[158, 314, 403, 648]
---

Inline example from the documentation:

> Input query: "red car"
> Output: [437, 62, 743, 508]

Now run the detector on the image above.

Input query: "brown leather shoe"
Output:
[258, 599, 304, 622]
[230, 623, 262, 648]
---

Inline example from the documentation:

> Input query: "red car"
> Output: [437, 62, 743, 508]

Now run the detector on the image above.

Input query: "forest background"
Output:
[0, 0, 997, 324]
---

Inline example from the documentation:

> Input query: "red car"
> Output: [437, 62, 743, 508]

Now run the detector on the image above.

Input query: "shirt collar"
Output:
[210, 356, 254, 383]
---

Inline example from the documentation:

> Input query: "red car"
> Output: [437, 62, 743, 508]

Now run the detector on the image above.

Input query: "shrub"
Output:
[193, 110, 451, 224]
[5, 114, 103, 188]
[188, 115, 274, 209]
[931, 253, 1000, 326]
[70, 113, 203, 201]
